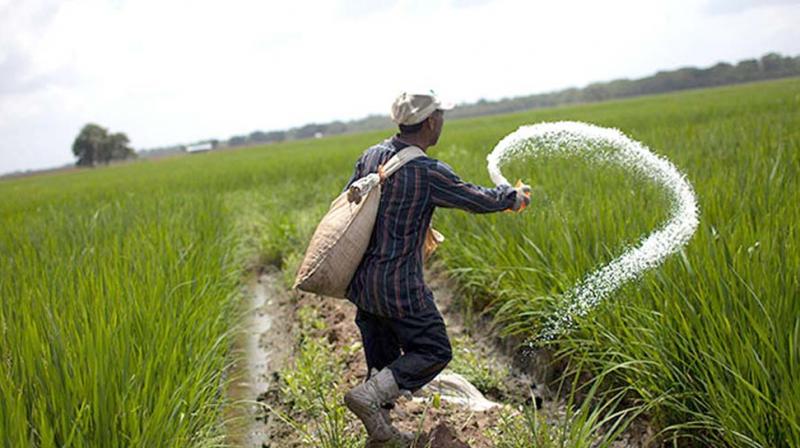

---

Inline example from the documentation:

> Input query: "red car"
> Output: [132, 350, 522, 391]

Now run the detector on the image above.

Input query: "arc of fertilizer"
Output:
[487, 121, 700, 340]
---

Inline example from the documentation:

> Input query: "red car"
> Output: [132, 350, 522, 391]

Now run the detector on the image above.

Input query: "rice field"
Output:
[1, 77, 798, 447]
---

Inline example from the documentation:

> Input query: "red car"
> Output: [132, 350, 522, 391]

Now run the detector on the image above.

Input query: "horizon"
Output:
[2, 0, 800, 175]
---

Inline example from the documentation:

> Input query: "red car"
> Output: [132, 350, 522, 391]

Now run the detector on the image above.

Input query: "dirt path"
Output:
[242, 266, 654, 447]
[239, 265, 522, 447]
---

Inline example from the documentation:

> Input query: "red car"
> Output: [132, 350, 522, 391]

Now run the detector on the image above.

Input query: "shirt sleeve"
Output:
[342, 156, 364, 193]
[428, 160, 517, 213]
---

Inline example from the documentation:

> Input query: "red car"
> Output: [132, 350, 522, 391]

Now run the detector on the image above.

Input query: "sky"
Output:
[1, 0, 799, 175]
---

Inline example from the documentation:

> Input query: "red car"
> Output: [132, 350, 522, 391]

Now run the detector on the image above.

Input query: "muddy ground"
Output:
[244, 266, 655, 447]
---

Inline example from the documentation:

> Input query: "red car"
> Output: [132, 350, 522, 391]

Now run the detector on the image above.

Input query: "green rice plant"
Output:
[0, 133, 372, 446]
[1, 77, 797, 446]
[434, 78, 800, 446]
[269, 305, 363, 448]
[488, 361, 651, 448]
[0, 190, 241, 446]
[449, 335, 509, 397]
[281, 306, 337, 416]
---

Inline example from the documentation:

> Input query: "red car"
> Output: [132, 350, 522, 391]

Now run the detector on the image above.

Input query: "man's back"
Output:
[344, 136, 517, 318]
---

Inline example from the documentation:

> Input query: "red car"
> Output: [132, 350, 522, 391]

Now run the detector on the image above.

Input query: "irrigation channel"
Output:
[234, 267, 655, 447]
[228, 269, 289, 447]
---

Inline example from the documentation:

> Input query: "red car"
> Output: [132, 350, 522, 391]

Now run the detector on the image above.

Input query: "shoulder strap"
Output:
[381, 146, 426, 179]
[345, 145, 425, 205]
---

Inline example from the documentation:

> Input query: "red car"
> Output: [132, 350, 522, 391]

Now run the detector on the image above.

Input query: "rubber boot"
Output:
[369, 368, 415, 445]
[345, 368, 402, 444]
[375, 408, 415, 447]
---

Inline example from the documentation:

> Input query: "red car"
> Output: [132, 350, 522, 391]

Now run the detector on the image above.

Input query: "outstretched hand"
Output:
[511, 180, 531, 212]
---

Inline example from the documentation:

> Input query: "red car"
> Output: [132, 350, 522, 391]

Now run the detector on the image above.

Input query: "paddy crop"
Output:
[433, 78, 800, 447]
[0, 139, 360, 446]
[1, 77, 798, 446]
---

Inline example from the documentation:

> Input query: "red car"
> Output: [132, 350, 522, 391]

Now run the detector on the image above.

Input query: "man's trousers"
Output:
[354, 304, 453, 392]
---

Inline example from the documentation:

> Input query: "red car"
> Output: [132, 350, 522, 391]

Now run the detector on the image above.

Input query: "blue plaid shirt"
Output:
[343, 136, 517, 318]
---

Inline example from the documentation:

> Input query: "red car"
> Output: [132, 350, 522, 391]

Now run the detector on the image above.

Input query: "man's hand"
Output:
[511, 182, 531, 212]
[347, 185, 363, 204]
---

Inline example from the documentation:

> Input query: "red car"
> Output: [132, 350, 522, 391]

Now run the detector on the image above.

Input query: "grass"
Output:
[0, 137, 359, 446]
[1, 77, 798, 446]
[432, 78, 800, 446]
[488, 373, 645, 448]
[0, 187, 240, 446]
[449, 335, 509, 398]
[265, 305, 363, 448]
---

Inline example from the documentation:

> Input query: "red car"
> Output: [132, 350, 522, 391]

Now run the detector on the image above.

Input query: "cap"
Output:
[390, 91, 454, 126]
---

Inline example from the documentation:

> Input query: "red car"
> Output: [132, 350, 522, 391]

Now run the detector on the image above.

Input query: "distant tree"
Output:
[325, 121, 347, 135]
[583, 82, 611, 102]
[105, 132, 135, 162]
[72, 124, 107, 167]
[735, 59, 761, 81]
[760, 52, 795, 77]
[707, 62, 735, 85]
[72, 124, 136, 167]
[229, 135, 248, 146]
[264, 131, 286, 142]
[293, 123, 326, 139]
[249, 131, 269, 142]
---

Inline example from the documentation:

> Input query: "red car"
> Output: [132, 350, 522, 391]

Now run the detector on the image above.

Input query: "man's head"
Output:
[391, 91, 453, 148]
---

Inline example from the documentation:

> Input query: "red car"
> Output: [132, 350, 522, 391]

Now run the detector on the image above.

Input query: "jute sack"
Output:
[294, 146, 426, 298]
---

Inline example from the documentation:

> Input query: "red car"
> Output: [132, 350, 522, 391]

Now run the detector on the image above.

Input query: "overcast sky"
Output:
[1, 0, 799, 174]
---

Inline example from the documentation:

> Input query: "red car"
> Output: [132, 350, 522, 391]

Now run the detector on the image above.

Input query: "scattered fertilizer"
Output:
[487, 121, 699, 340]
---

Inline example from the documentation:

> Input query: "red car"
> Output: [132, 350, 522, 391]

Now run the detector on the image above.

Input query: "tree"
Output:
[249, 130, 270, 142]
[72, 123, 106, 167]
[104, 132, 135, 162]
[228, 135, 248, 146]
[72, 124, 136, 167]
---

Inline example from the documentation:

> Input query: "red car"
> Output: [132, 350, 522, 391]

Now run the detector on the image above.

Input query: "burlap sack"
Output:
[424, 227, 445, 262]
[294, 146, 426, 298]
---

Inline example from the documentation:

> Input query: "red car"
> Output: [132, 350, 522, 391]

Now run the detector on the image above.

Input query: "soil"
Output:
[245, 264, 655, 447]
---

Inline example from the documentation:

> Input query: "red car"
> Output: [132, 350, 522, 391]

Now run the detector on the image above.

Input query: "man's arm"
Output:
[428, 160, 517, 213]
[342, 157, 364, 193]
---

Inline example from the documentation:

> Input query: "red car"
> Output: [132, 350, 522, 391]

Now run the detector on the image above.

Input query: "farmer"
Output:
[342, 91, 530, 446]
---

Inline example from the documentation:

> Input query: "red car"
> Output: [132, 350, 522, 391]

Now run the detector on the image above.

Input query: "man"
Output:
[342, 91, 530, 446]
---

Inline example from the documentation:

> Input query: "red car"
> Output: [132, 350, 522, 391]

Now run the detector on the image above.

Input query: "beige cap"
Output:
[390, 91, 454, 126]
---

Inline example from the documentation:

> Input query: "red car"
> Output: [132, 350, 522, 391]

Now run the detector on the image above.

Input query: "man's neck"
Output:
[395, 133, 430, 151]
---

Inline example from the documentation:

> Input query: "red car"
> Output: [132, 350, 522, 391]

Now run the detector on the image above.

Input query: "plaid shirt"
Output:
[343, 136, 517, 318]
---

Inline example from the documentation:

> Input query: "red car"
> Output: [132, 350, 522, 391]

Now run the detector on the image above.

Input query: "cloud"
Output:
[340, 0, 400, 17]
[452, 0, 495, 8]
[705, 0, 800, 15]
[0, 49, 79, 95]
[1, 0, 799, 174]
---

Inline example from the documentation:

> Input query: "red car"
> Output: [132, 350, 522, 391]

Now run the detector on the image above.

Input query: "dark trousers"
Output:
[355, 305, 453, 392]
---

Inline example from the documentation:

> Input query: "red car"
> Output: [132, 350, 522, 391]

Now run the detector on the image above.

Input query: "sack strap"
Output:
[346, 145, 426, 205]
[379, 146, 426, 181]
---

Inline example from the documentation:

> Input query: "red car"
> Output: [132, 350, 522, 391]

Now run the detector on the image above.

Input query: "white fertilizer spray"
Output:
[487, 121, 699, 340]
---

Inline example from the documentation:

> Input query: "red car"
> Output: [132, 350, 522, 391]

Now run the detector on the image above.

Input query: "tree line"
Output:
[449, 52, 800, 119]
[127, 51, 799, 159]
[219, 52, 800, 148]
